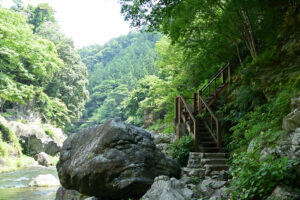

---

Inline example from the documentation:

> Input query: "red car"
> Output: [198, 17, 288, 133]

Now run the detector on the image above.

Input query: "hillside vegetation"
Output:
[0, 3, 88, 170]
[77, 32, 161, 129]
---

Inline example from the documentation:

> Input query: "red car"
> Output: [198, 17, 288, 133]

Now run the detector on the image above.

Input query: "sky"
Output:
[1, 0, 132, 48]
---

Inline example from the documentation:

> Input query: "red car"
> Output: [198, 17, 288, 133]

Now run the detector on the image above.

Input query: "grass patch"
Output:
[49, 155, 59, 165]
[44, 128, 56, 139]
[0, 155, 35, 173]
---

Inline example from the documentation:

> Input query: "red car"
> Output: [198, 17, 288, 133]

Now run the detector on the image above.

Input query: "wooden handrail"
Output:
[200, 63, 230, 92]
[199, 95, 218, 121]
[174, 94, 199, 151]
[179, 94, 196, 123]
[199, 94, 222, 150]
[174, 64, 231, 152]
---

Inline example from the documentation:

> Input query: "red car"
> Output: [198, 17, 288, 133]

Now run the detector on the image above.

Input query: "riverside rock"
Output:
[34, 152, 54, 167]
[57, 119, 181, 200]
[29, 174, 60, 187]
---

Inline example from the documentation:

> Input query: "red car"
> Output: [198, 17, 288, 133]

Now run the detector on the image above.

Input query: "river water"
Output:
[0, 166, 59, 200]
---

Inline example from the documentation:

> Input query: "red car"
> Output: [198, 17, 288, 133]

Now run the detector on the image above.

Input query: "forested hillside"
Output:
[0, 5, 88, 128]
[0, 2, 89, 173]
[77, 32, 161, 128]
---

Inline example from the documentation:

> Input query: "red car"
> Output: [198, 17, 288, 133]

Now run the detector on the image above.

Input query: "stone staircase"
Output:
[183, 152, 229, 177]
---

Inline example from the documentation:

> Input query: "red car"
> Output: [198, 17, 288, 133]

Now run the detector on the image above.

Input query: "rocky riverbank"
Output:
[0, 114, 65, 173]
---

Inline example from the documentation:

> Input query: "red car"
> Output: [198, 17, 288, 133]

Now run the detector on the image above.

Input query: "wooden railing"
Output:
[174, 63, 231, 152]
[175, 95, 199, 151]
[199, 95, 222, 150]
[199, 63, 231, 107]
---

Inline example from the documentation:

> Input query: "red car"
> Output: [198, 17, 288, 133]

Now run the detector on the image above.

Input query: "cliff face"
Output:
[0, 112, 66, 172]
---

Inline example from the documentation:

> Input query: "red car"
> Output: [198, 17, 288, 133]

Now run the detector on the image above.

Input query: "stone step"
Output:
[199, 137, 215, 142]
[198, 133, 212, 137]
[203, 153, 228, 159]
[201, 147, 220, 153]
[199, 141, 217, 147]
[205, 164, 229, 172]
[201, 158, 228, 165]
[189, 152, 203, 157]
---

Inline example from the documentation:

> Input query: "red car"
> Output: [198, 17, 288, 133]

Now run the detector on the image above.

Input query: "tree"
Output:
[26, 3, 55, 33]
[0, 7, 72, 127]
[119, 0, 292, 60]
[36, 22, 89, 124]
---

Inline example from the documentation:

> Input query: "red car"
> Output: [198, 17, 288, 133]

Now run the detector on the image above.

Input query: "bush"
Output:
[229, 87, 297, 152]
[230, 152, 298, 199]
[169, 135, 194, 166]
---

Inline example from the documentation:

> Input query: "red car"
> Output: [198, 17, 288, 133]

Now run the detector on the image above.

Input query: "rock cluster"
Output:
[141, 176, 193, 200]
[34, 152, 54, 167]
[0, 115, 66, 156]
[150, 131, 175, 155]
[57, 119, 181, 200]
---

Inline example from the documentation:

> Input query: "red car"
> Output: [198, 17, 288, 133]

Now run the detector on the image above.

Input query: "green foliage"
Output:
[169, 135, 194, 166]
[189, 176, 201, 185]
[26, 3, 55, 33]
[0, 123, 22, 156]
[77, 32, 161, 129]
[0, 139, 8, 157]
[37, 22, 89, 129]
[0, 6, 88, 128]
[123, 37, 207, 130]
[229, 87, 297, 152]
[293, 74, 300, 90]
[230, 153, 298, 199]
[87, 153, 95, 159]
[44, 128, 55, 139]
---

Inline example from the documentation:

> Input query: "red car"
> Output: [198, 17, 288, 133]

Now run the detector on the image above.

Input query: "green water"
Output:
[0, 166, 59, 200]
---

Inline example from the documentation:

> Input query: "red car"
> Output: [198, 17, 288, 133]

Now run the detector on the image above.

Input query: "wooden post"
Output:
[194, 120, 199, 152]
[214, 79, 217, 96]
[198, 91, 202, 114]
[179, 95, 182, 123]
[221, 70, 225, 84]
[193, 93, 197, 114]
[210, 115, 213, 131]
[174, 96, 178, 122]
[228, 64, 231, 84]
[217, 121, 222, 151]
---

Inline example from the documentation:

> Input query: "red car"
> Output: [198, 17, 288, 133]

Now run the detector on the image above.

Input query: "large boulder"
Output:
[34, 152, 54, 167]
[57, 119, 181, 200]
